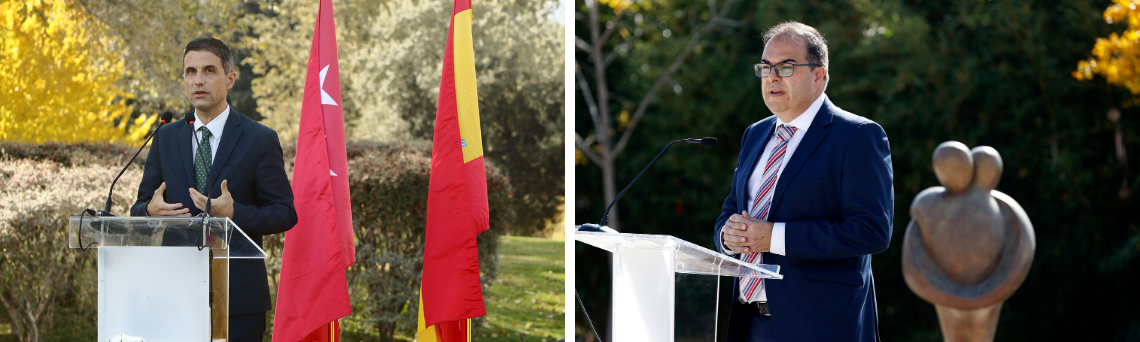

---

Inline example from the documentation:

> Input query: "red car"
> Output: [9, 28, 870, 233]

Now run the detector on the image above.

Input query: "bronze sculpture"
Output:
[903, 141, 1036, 342]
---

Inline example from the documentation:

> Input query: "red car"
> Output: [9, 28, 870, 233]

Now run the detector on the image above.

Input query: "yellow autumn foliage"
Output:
[1074, 0, 1140, 105]
[0, 0, 154, 144]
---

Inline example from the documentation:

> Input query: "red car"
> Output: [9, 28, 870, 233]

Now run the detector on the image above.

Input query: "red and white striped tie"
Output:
[739, 124, 797, 302]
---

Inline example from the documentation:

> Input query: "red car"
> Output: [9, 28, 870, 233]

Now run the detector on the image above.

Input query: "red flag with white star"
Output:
[272, 0, 355, 340]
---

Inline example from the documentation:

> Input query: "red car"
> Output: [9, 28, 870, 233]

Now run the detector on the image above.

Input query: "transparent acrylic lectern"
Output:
[576, 231, 783, 342]
[68, 216, 266, 342]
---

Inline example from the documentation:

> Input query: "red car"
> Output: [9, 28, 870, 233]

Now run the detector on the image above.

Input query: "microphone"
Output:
[597, 137, 717, 227]
[97, 111, 175, 216]
[683, 137, 717, 146]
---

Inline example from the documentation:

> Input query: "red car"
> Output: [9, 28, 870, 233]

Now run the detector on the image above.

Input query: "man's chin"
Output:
[764, 101, 789, 115]
[190, 101, 217, 114]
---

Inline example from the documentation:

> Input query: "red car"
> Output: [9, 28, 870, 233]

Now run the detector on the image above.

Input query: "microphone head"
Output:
[160, 111, 174, 124]
[701, 137, 717, 146]
[576, 224, 618, 233]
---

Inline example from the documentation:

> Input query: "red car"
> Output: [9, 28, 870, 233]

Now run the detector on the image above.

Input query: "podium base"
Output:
[98, 247, 211, 342]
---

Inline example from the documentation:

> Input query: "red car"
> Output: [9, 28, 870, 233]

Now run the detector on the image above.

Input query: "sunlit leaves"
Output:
[0, 0, 154, 144]
[1074, 0, 1140, 105]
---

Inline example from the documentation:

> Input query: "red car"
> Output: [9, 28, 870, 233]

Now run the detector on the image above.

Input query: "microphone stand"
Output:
[80, 112, 173, 250]
[598, 137, 716, 227]
[576, 136, 714, 342]
[96, 112, 174, 216]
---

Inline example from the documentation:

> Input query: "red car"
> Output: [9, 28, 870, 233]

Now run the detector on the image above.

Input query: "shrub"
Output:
[278, 141, 512, 341]
[0, 154, 140, 342]
[0, 142, 139, 168]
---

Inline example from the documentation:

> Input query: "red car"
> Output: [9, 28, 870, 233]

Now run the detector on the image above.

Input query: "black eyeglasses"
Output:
[754, 63, 821, 78]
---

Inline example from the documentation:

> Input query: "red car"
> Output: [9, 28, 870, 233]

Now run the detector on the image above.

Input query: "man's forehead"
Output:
[762, 35, 808, 61]
[183, 50, 223, 68]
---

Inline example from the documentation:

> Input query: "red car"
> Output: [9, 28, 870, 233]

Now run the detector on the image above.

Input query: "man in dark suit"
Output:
[130, 37, 297, 342]
[714, 22, 893, 341]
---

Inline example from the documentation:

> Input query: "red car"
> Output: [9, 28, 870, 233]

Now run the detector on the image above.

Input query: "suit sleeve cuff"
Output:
[720, 229, 738, 256]
[771, 222, 786, 256]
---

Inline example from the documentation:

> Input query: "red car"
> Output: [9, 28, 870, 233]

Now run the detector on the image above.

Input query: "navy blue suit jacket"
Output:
[130, 108, 298, 316]
[715, 97, 893, 341]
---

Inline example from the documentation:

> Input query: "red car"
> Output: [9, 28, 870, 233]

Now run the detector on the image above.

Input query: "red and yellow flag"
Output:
[417, 0, 488, 341]
[273, 0, 354, 340]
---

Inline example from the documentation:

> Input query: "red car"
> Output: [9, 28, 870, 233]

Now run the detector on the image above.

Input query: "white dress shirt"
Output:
[729, 93, 826, 302]
[191, 105, 231, 164]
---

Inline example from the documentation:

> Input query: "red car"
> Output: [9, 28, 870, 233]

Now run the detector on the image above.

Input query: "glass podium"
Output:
[576, 231, 782, 342]
[68, 216, 266, 342]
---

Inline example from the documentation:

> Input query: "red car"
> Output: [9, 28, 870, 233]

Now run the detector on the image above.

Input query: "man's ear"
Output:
[815, 66, 827, 84]
[226, 71, 238, 90]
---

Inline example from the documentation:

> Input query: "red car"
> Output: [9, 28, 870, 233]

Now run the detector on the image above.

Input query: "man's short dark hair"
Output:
[183, 37, 235, 75]
[763, 21, 829, 85]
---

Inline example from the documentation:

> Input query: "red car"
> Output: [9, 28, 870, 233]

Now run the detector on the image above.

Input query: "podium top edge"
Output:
[574, 231, 780, 277]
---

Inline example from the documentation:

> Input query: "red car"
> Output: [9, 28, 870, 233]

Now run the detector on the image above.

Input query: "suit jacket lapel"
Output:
[177, 117, 196, 187]
[739, 118, 777, 208]
[770, 98, 834, 211]
[208, 109, 243, 190]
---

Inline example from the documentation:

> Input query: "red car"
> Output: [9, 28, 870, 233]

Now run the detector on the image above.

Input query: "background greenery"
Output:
[575, 0, 1140, 340]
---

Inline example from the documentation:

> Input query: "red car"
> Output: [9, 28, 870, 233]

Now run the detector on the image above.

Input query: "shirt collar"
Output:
[193, 104, 231, 136]
[775, 93, 826, 132]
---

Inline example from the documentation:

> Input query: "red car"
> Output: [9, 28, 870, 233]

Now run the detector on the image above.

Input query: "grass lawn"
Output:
[476, 236, 565, 342]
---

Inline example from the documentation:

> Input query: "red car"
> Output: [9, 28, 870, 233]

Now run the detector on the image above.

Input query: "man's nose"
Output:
[767, 73, 783, 84]
[188, 73, 205, 85]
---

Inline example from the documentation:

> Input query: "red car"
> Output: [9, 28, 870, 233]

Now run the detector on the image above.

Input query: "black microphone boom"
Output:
[99, 111, 175, 215]
[598, 137, 717, 227]
[689, 137, 717, 146]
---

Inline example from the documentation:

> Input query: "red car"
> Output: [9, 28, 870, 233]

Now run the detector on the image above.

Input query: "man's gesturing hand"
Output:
[146, 182, 191, 217]
[722, 210, 773, 254]
[189, 179, 235, 219]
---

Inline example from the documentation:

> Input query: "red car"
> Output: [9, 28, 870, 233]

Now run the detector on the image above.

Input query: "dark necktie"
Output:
[195, 126, 213, 193]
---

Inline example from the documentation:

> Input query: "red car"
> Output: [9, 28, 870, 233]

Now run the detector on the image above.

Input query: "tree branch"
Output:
[603, 22, 651, 66]
[575, 63, 603, 136]
[575, 133, 605, 165]
[613, 0, 738, 156]
[597, 11, 626, 44]
[575, 37, 594, 53]
[586, 0, 612, 154]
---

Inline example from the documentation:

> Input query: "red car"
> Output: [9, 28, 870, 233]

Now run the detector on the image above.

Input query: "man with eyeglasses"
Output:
[714, 21, 893, 341]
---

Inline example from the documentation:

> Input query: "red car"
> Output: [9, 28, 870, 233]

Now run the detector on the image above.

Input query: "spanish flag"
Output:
[416, 0, 488, 341]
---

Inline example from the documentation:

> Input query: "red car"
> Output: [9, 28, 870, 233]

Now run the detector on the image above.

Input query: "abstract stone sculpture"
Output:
[902, 141, 1035, 342]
